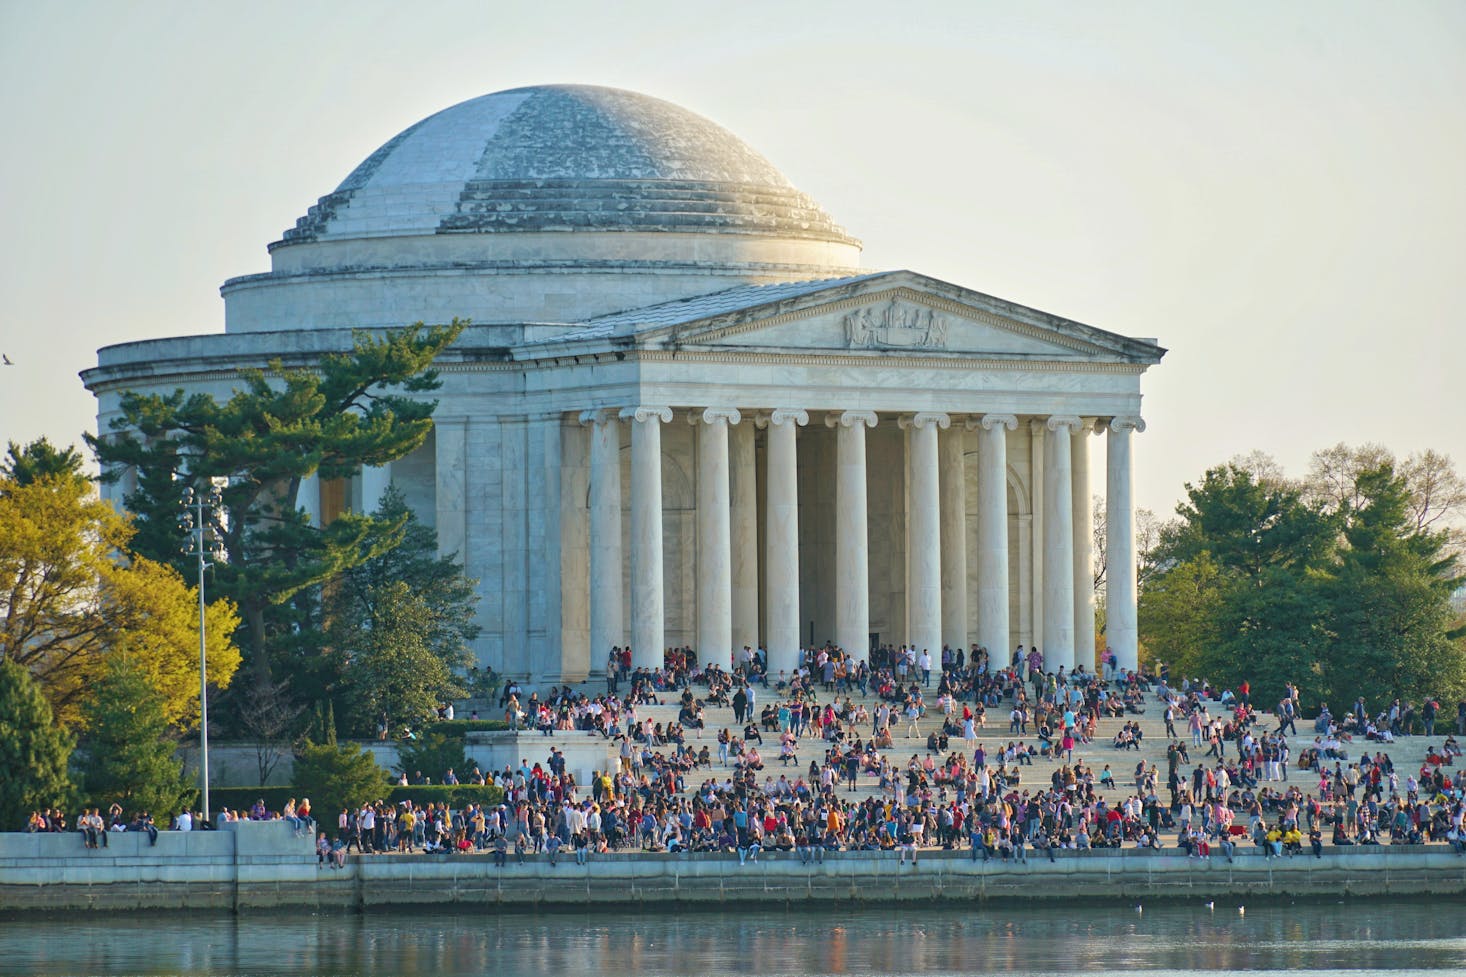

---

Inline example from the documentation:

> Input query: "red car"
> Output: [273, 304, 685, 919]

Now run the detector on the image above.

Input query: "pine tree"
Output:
[76, 656, 196, 821]
[0, 658, 74, 828]
[87, 322, 465, 699]
[1317, 464, 1466, 711]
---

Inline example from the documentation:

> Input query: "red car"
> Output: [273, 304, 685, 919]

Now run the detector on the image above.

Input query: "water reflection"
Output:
[3, 901, 1464, 976]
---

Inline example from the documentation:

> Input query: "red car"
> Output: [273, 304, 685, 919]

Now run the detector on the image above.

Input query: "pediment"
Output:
[548, 270, 1165, 364]
[694, 289, 1097, 358]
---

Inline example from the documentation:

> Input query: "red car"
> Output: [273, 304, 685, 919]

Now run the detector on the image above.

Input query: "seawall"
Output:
[3, 823, 1464, 913]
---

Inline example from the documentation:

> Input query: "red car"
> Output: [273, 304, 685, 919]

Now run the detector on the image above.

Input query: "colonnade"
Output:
[579, 408, 1144, 678]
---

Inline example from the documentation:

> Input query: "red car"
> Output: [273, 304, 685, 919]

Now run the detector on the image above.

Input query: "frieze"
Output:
[843, 298, 948, 350]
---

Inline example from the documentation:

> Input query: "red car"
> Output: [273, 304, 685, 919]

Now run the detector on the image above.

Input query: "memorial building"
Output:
[84, 84, 1165, 682]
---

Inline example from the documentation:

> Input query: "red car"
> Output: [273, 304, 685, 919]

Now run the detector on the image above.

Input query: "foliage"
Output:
[87, 323, 466, 696]
[1136, 552, 1225, 681]
[292, 739, 390, 818]
[330, 580, 467, 737]
[0, 657, 74, 828]
[0, 471, 239, 726]
[75, 655, 196, 819]
[1141, 452, 1466, 713]
[395, 731, 474, 784]
[2, 438, 87, 488]
[323, 487, 478, 736]
[383, 784, 504, 808]
[1313, 464, 1465, 709]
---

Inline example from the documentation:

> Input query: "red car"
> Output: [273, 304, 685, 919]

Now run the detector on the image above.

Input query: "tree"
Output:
[330, 580, 467, 737]
[2, 438, 87, 488]
[1307, 442, 1466, 548]
[1142, 463, 1336, 705]
[1314, 464, 1466, 711]
[88, 322, 465, 698]
[236, 679, 306, 787]
[0, 472, 240, 726]
[293, 739, 388, 819]
[396, 731, 472, 785]
[322, 486, 479, 735]
[1136, 553, 1225, 680]
[0, 657, 74, 828]
[76, 655, 196, 819]
[1142, 452, 1466, 713]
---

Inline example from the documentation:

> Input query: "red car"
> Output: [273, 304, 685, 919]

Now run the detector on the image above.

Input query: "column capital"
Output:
[1029, 418, 1048, 436]
[1108, 415, 1147, 434]
[578, 408, 619, 426]
[824, 409, 878, 429]
[688, 407, 741, 426]
[757, 407, 808, 429]
[969, 413, 1018, 432]
[618, 406, 673, 425]
[899, 412, 951, 431]
[1045, 414, 1084, 433]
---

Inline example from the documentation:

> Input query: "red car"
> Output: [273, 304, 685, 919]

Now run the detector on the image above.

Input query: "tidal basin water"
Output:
[2, 900, 1464, 976]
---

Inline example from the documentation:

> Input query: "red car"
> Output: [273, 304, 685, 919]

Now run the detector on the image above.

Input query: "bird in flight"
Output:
[1, 354, 12, 366]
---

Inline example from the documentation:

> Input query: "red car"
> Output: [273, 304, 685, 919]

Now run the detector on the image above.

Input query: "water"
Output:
[2, 901, 1463, 976]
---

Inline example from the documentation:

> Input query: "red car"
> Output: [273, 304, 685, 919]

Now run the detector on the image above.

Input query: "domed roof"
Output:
[279, 84, 856, 247]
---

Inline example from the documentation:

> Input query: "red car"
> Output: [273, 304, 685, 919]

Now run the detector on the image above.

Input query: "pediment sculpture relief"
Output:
[843, 299, 948, 350]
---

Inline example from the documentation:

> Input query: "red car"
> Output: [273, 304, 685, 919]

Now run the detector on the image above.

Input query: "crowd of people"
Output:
[309, 645, 1466, 867]
[34, 644, 1466, 867]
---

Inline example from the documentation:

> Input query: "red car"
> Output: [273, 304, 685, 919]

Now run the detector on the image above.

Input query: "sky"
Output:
[1, 0, 1462, 519]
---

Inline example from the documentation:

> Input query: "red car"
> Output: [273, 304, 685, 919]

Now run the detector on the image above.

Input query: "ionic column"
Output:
[620, 406, 672, 671]
[761, 408, 807, 677]
[938, 423, 968, 653]
[581, 410, 624, 668]
[971, 414, 1017, 657]
[729, 418, 759, 655]
[361, 463, 391, 514]
[827, 410, 877, 663]
[1042, 415, 1082, 673]
[1072, 419, 1097, 673]
[1106, 416, 1145, 673]
[692, 408, 740, 664]
[901, 412, 948, 663]
[1028, 419, 1046, 652]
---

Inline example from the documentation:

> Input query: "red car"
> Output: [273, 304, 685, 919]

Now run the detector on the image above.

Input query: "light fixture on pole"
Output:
[180, 480, 226, 824]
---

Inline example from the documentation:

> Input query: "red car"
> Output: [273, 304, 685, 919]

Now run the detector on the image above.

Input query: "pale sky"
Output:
[1, 0, 1462, 519]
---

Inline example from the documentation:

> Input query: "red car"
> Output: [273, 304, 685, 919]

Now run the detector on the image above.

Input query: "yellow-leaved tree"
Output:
[0, 440, 240, 727]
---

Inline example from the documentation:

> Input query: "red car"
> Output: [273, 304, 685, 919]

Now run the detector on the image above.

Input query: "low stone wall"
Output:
[3, 825, 1465, 913]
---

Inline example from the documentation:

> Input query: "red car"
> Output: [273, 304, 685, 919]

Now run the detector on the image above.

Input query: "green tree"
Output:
[1136, 553, 1225, 680]
[293, 739, 388, 820]
[0, 657, 74, 828]
[88, 323, 465, 699]
[1144, 463, 1336, 706]
[76, 655, 196, 820]
[2, 438, 87, 488]
[1315, 464, 1466, 711]
[0, 471, 239, 726]
[331, 580, 467, 737]
[328, 486, 481, 669]
[396, 731, 471, 785]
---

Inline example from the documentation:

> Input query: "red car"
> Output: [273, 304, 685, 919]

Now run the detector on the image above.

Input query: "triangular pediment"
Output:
[588, 271, 1164, 363]
[700, 290, 1093, 357]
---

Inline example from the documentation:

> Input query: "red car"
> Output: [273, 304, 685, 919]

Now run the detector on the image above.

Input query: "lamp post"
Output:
[180, 481, 225, 823]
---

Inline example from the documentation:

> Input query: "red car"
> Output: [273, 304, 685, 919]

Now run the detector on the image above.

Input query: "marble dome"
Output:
[280, 84, 856, 245]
